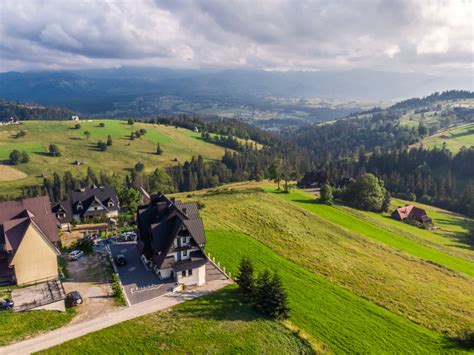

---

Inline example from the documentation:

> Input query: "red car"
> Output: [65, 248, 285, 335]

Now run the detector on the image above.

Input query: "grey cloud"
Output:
[0, 0, 471, 75]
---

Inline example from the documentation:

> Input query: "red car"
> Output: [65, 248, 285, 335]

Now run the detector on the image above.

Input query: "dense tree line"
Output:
[313, 146, 474, 217]
[0, 100, 75, 121]
[389, 90, 474, 111]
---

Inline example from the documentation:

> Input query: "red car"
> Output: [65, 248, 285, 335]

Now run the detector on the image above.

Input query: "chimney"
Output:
[170, 197, 176, 203]
[182, 207, 187, 215]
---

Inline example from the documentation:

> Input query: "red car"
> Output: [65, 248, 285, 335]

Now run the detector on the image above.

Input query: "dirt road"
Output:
[0, 278, 232, 355]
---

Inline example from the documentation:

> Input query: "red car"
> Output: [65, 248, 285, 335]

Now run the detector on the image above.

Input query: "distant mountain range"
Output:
[0, 67, 471, 115]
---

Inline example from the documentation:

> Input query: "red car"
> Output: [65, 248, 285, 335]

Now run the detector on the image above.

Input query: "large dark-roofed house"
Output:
[0, 196, 60, 285]
[70, 185, 119, 221]
[137, 194, 208, 286]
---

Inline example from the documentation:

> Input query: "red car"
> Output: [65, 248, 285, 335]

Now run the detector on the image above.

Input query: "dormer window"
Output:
[77, 202, 83, 210]
[108, 201, 114, 207]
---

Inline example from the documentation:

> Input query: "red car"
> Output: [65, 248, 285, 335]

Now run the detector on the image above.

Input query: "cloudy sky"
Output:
[0, 0, 472, 75]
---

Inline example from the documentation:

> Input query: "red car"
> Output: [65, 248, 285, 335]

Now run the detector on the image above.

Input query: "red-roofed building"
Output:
[391, 205, 433, 225]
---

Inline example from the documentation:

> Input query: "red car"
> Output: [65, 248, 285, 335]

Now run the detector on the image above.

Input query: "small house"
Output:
[391, 205, 433, 226]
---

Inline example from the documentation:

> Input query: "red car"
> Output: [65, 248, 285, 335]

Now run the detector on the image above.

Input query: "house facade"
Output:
[0, 197, 60, 285]
[137, 194, 207, 287]
[68, 185, 119, 222]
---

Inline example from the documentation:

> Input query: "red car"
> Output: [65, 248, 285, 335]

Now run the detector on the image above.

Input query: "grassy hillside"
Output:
[420, 122, 474, 152]
[177, 186, 473, 347]
[41, 287, 313, 354]
[268, 188, 474, 275]
[0, 120, 226, 195]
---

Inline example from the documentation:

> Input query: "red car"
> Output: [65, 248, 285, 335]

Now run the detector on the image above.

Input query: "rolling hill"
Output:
[0, 120, 226, 196]
[41, 182, 474, 353]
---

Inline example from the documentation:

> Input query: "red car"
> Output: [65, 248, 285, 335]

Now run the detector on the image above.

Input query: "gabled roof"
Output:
[393, 205, 430, 223]
[0, 196, 58, 244]
[137, 194, 206, 269]
[70, 186, 119, 215]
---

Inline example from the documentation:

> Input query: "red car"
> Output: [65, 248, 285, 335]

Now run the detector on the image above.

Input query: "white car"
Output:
[68, 250, 84, 261]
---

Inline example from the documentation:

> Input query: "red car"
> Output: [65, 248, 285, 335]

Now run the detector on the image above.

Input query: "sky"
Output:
[0, 0, 472, 75]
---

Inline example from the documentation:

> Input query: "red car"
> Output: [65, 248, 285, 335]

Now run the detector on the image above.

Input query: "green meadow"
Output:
[41, 287, 313, 354]
[179, 186, 473, 344]
[0, 120, 226, 195]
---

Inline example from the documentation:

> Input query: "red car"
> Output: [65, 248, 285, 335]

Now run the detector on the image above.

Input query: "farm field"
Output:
[176, 186, 473, 348]
[41, 287, 313, 354]
[421, 122, 474, 152]
[0, 120, 226, 195]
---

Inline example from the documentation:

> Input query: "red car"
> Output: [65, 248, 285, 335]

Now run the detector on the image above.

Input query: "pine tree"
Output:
[254, 269, 272, 316]
[156, 143, 163, 155]
[107, 135, 113, 146]
[236, 257, 255, 302]
[267, 272, 290, 320]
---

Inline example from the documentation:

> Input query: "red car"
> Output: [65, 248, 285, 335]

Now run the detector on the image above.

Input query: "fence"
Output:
[206, 252, 232, 280]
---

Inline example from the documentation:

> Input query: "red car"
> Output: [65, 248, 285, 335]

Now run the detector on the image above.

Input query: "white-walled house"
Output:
[137, 194, 208, 287]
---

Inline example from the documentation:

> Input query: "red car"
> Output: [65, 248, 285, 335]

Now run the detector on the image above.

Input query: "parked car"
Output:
[68, 250, 84, 261]
[0, 299, 14, 310]
[114, 254, 127, 266]
[66, 291, 83, 307]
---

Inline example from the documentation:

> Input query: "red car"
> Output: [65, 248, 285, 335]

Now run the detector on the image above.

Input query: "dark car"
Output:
[114, 254, 127, 266]
[0, 299, 14, 310]
[66, 291, 83, 307]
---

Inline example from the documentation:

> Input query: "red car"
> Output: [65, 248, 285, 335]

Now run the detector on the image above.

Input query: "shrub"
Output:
[9, 150, 21, 165]
[16, 130, 26, 138]
[74, 123, 81, 129]
[49, 144, 61, 157]
[127, 119, 134, 125]
[97, 140, 107, 151]
[99, 122, 105, 127]
[112, 273, 126, 306]
[106, 135, 113, 146]
[134, 162, 144, 172]
[320, 184, 333, 205]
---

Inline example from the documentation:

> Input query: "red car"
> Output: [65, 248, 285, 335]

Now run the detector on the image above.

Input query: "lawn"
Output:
[178, 187, 473, 340]
[40, 287, 313, 354]
[267, 188, 474, 277]
[0, 284, 75, 346]
[205, 230, 459, 353]
[0, 120, 227, 196]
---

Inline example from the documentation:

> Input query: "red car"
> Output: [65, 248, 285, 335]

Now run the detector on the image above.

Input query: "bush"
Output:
[49, 144, 61, 157]
[72, 238, 94, 253]
[134, 162, 144, 172]
[9, 150, 29, 165]
[106, 135, 113, 146]
[16, 130, 26, 138]
[127, 119, 134, 125]
[112, 273, 126, 306]
[99, 123, 105, 127]
[75, 123, 81, 129]
[97, 140, 107, 151]
[156, 143, 163, 155]
[320, 184, 333, 205]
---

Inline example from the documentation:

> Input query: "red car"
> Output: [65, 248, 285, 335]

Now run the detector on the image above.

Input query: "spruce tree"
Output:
[236, 257, 255, 302]
[107, 135, 113, 146]
[156, 143, 163, 155]
[254, 269, 272, 316]
[267, 272, 290, 320]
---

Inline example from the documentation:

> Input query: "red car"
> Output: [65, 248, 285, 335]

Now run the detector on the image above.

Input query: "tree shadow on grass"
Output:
[174, 287, 263, 322]
[34, 152, 52, 157]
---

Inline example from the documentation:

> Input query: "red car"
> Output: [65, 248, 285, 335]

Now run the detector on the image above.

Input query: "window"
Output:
[182, 270, 186, 277]
[189, 269, 193, 276]
[182, 250, 188, 257]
